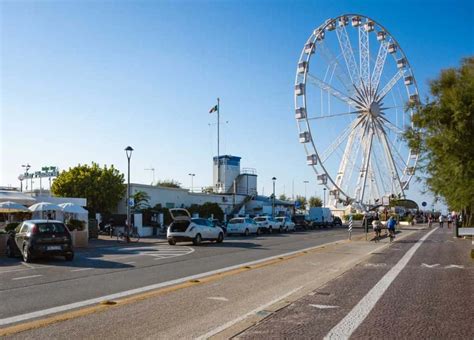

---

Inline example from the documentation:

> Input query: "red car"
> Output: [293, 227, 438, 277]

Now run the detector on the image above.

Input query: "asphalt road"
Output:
[0, 227, 360, 324]
[238, 226, 474, 339]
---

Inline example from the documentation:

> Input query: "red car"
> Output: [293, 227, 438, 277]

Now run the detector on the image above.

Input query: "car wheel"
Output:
[193, 233, 202, 245]
[217, 233, 224, 243]
[256, 228, 261, 236]
[22, 245, 32, 263]
[245, 228, 249, 236]
[168, 238, 176, 245]
[65, 253, 74, 261]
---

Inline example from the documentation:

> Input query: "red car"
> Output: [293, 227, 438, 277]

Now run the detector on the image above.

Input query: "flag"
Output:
[209, 104, 218, 113]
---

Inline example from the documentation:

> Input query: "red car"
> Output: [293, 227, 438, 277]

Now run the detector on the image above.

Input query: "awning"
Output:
[0, 190, 36, 206]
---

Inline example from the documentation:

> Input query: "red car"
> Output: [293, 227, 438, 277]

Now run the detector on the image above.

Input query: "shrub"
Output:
[5, 222, 20, 232]
[66, 219, 85, 231]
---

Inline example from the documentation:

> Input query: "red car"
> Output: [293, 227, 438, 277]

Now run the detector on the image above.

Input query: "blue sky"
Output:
[1, 0, 473, 211]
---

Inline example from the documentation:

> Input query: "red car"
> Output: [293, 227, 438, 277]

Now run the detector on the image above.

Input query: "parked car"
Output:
[167, 209, 224, 245]
[333, 216, 343, 227]
[253, 216, 282, 233]
[275, 217, 295, 232]
[6, 220, 74, 262]
[307, 207, 334, 228]
[292, 214, 309, 230]
[209, 219, 226, 234]
[227, 217, 261, 236]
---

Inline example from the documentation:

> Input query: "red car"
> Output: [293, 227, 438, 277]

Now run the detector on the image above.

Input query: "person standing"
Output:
[447, 215, 452, 229]
[439, 215, 444, 228]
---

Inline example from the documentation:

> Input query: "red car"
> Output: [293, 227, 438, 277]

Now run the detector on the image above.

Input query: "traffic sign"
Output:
[422, 201, 427, 207]
[128, 198, 135, 207]
[295, 201, 301, 208]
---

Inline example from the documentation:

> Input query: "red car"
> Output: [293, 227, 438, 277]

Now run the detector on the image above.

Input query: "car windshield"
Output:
[229, 219, 242, 224]
[254, 217, 267, 222]
[36, 223, 67, 234]
[276, 217, 284, 221]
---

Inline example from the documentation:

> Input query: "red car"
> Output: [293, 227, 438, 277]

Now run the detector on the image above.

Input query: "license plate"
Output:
[47, 246, 61, 251]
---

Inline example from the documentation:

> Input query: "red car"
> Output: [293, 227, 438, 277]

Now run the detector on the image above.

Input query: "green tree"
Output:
[278, 194, 288, 201]
[295, 195, 307, 211]
[155, 179, 182, 188]
[51, 162, 125, 215]
[309, 196, 323, 208]
[404, 57, 474, 226]
[132, 190, 151, 211]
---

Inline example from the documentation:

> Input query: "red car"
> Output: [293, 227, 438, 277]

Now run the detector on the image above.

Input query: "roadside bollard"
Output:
[348, 216, 353, 240]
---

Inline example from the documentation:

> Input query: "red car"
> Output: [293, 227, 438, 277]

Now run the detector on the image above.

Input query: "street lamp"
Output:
[125, 146, 134, 243]
[272, 177, 277, 218]
[303, 181, 309, 207]
[323, 188, 327, 207]
[188, 173, 195, 193]
[22, 164, 31, 191]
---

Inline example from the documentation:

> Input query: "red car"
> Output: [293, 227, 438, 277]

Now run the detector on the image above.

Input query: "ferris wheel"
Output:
[294, 14, 419, 209]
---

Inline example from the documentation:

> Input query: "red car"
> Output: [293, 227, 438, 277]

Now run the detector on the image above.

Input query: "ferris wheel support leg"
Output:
[357, 127, 374, 203]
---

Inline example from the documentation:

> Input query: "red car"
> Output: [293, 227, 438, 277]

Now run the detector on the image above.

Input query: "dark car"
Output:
[6, 220, 74, 262]
[333, 216, 343, 227]
[292, 214, 308, 230]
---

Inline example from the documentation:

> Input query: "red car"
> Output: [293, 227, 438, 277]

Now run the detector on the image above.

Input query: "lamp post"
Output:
[323, 188, 327, 207]
[303, 180, 309, 209]
[22, 164, 31, 191]
[125, 146, 134, 243]
[188, 173, 195, 193]
[272, 177, 277, 218]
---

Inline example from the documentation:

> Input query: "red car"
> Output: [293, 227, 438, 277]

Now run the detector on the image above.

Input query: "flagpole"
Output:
[217, 97, 220, 189]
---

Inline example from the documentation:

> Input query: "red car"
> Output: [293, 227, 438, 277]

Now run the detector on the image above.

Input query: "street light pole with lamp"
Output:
[323, 188, 327, 208]
[303, 180, 309, 209]
[272, 177, 277, 218]
[125, 146, 134, 243]
[188, 173, 195, 193]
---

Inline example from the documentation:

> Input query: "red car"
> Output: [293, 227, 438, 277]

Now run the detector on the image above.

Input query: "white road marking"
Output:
[125, 261, 136, 265]
[364, 263, 387, 268]
[310, 304, 339, 309]
[0, 239, 343, 327]
[0, 268, 31, 275]
[21, 262, 36, 269]
[12, 275, 43, 281]
[207, 296, 229, 302]
[445, 264, 464, 269]
[324, 227, 438, 340]
[197, 286, 303, 339]
[70, 268, 93, 272]
[421, 263, 440, 268]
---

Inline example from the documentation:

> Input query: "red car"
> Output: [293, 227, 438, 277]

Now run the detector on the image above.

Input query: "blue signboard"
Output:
[422, 201, 427, 207]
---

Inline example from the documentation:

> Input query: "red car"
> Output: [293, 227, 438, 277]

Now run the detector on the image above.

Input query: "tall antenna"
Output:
[145, 167, 155, 185]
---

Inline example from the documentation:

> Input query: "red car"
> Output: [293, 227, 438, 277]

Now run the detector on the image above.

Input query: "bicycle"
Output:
[117, 226, 140, 243]
[388, 228, 395, 243]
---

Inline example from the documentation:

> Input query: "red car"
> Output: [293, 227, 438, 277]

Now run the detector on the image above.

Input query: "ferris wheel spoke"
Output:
[307, 73, 359, 108]
[379, 116, 405, 135]
[307, 111, 360, 121]
[371, 40, 390, 98]
[336, 25, 360, 87]
[382, 131, 409, 170]
[375, 121, 405, 196]
[376, 69, 405, 101]
[359, 25, 370, 89]
[355, 123, 374, 203]
[320, 117, 363, 162]
[318, 41, 355, 95]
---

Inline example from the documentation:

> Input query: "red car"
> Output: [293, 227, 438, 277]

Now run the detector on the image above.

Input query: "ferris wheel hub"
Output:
[368, 101, 381, 117]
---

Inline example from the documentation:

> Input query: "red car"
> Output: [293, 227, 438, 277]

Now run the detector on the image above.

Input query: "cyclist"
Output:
[387, 216, 396, 242]
[372, 216, 382, 242]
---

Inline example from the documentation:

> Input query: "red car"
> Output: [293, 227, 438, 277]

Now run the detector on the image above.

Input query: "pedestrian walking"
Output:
[439, 215, 444, 228]
[447, 215, 452, 229]
[428, 215, 433, 228]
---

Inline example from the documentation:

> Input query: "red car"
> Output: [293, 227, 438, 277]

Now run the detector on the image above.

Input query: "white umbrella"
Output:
[59, 203, 88, 214]
[0, 201, 29, 213]
[28, 202, 62, 212]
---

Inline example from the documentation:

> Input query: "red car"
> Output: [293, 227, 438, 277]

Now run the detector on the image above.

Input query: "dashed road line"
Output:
[70, 268, 93, 272]
[12, 275, 43, 281]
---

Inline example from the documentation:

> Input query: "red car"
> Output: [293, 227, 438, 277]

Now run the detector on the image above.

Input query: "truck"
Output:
[306, 207, 334, 228]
